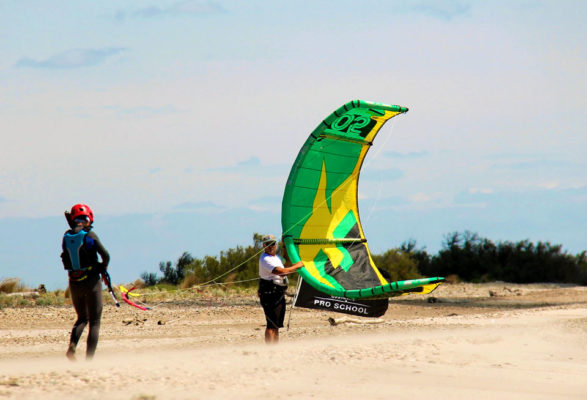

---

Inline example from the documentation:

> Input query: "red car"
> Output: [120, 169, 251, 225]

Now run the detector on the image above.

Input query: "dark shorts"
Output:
[259, 279, 286, 329]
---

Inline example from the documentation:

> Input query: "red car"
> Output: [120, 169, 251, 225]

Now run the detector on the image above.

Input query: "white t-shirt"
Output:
[259, 252, 287, 286]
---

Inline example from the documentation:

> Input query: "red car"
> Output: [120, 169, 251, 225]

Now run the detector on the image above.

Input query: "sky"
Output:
[1, 0, 585, 290]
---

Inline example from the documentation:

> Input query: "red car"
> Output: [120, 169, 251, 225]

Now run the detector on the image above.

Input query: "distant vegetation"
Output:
[415, 231, 587, 285]
[141, 231, 587, 289]
[2, 231, 585, 308]
[0, 278, 66, 308]
[142, 233, 266, 289]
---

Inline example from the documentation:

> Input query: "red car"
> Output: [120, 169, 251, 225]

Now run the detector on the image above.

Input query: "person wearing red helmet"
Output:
[69, 203, 95, 225]
[61, 203, 110, 361]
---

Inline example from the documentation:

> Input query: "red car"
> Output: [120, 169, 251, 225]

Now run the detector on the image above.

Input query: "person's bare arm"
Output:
[271, 261, 303, 276]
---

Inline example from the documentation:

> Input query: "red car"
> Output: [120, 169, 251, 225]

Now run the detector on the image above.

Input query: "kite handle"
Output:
[102, 271, 120, 307]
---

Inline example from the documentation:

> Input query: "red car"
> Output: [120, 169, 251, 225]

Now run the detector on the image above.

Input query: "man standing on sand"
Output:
[258, 234, 303, 344]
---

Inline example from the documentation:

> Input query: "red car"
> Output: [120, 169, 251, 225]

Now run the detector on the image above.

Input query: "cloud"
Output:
[411, 192, 434, 203]
[0, 196, 6, 203]
[248, 196, 281, 212]
[236, 157, 261, 168]
[468, 187, 494, 195]
[116, 0, 227, 20]
[103, 104, 180, 118]
[16, 47, 127, 69]
[396, 1, 471, 20]
[454, 185, 587, 206]
[207, 156, 261, 171]
[360, 167, 403, 181]
[361, 196, 408, 208]
[206, 156, 261, 173]
[384, 151, 429, 159]
[173, 201, 225, 211]
[539, 181, 559, 190]
[496, 159, 577, 171]
[249, 196, 280, 205]
[484, 153, 581, 170]
[205, 157, 287, 176]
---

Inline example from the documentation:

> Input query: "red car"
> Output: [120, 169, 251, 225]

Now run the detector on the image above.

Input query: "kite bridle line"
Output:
[107, 109, 407, 303]
[361, 116, 398, 225]
[117, 271, 297, 303]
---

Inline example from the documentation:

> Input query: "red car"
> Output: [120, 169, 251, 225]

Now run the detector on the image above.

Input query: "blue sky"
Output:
[1, 1, 585, 289]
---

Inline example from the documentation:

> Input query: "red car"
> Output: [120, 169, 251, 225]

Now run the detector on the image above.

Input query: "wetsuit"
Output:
[61, 226, 109, 359]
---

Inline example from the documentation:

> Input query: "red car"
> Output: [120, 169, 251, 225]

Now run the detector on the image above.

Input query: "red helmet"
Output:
[70, 203, 94, 224]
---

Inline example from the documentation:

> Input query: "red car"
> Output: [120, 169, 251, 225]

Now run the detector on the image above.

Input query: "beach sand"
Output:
[1, 282, 586, 399]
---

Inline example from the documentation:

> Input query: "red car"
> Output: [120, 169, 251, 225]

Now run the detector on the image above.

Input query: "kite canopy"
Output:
[281, 100, 443, 299]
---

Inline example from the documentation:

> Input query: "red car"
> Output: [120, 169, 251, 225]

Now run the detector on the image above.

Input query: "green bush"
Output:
[35, 293, 65, 306]
[418, 232, 586, 285]
[371, 249, 421, 281]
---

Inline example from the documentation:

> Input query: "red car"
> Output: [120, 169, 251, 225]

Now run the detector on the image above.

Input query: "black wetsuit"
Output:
[61, 226, 110, 359]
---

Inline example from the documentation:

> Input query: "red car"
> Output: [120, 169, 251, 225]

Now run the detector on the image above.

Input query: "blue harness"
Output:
[63, 230, 94, 271]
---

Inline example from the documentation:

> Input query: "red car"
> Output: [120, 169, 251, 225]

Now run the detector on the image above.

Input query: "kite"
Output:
[282, 100, 444, 300]
[119, 285, 150, 311]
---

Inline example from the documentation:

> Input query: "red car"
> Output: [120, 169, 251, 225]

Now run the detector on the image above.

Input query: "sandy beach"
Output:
[1, 282, 586, 399]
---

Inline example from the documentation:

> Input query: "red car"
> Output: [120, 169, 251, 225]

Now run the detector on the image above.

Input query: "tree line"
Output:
[142, 231, 587, 287]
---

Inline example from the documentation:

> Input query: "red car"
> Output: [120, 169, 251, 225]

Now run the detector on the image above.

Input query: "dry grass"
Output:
[179, 274, 199, 289]
[114, 284, 260, 308]
[35, 292, 66, 306]
[0, 280, 261, 309]
[131, 395, 156, 400]
[0, 294, 30, 308]
[443, 274, 461, 284]
[0, 278, 26, 294]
